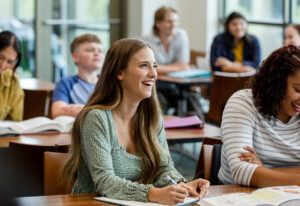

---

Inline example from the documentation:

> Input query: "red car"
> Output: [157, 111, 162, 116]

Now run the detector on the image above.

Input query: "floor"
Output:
[169, 142, 202, 181]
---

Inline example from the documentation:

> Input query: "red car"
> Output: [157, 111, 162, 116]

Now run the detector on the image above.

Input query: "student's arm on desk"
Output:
[215, 57, 255, 73]
[157, 62, 190, 75]
[250, 166, 300, 187]
[51, 101, 84, 118]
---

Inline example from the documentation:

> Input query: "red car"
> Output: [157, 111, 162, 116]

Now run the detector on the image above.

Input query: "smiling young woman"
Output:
[210, 12, 261, 73]
[63, 38, 210, 205]
[218, 45, 300, 187]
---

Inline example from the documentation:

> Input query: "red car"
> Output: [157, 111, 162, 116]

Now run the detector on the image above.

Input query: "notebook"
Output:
[168, 69, 211, 79]
[95, 196, 199, 206]
[163, 115, 204, 129]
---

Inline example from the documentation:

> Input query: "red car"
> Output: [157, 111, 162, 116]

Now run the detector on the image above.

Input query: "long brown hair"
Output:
[64, 38, 163, 184]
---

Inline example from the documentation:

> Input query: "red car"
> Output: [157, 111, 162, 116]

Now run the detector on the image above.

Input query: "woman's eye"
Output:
[140, 64, 148, 68]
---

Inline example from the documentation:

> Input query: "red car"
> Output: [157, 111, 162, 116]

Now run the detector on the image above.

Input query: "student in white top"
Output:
[142, 6, 190, 74]
[142, 6, 190, 113]
[218, 45, 300, 187]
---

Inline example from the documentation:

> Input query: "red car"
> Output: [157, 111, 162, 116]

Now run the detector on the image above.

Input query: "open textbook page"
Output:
[0, 116, 75, 135]
[198, 186, 300, 206]
[95, 196, 199, 206]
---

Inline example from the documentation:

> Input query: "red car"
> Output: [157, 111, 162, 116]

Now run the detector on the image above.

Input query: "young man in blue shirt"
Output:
[51, 34, 104, 118]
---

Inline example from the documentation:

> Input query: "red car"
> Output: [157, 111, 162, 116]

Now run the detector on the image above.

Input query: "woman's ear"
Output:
[117, 71, 124, 80]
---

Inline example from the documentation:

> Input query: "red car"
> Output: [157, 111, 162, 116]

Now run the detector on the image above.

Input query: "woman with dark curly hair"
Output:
[218, 45, 300, 187]
[210, 12, 261, 72]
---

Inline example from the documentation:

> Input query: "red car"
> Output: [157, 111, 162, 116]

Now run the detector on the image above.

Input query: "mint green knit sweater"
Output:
[72, 109, 185, 202]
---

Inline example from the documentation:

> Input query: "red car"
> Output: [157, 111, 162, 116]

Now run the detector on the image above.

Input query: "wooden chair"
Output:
[20, 78, 54, 119]
[206, 71, 255, 125]
[7, 142, 69, 196]
[44, 152, 72, 195]
[190, 50, 206, 66]
[194, 137, 222, 185]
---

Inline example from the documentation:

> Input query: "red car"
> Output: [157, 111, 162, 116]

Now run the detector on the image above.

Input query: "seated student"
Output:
[142, 6, 190, 113]
[51, 34, 104, 118]
[0, 31, 23, 121]
[210, 12, 261, 73]
[218, 45, 300, 187]
[284, 24, 300, 46]
[63, 38, 209, 205]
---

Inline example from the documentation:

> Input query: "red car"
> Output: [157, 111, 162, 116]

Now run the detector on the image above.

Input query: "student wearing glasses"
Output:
[64, 38, 209, 205]
[219, 45, 300, 187]
[142, 6, 190, 113]
[0, 31, 23, 121]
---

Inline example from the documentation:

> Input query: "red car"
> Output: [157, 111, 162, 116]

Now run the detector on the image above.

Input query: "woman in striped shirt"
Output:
[218, 45, 300, 187]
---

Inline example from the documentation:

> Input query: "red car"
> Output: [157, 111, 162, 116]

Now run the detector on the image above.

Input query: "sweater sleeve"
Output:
[9, 76, 24, 121]
[221, 90, 259, 186]
[152, 119, 186, 187]
[80, 110, 152, 202]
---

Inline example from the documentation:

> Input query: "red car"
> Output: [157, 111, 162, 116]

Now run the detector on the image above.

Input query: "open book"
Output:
[0, 116, 75, 135]
[163, 115, 204, 129]
[168, 69, 211, 79]
[95, 196, 199, 206]
[198, 186, 300, 206]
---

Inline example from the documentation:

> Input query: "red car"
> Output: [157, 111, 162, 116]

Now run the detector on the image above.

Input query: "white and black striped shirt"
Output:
[218, 89, 300, 186]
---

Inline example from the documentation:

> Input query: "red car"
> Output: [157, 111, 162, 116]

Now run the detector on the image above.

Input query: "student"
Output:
[63, 38, 209, 205]
[142, 6, 190, 74]
[210, 12, 261, 72]
[218, 45, 300, 187]
[142, 6, 190, 113]
[0, 31, 23, 121]
[51, 34, 104, 118]
[284, 24, 300, 46]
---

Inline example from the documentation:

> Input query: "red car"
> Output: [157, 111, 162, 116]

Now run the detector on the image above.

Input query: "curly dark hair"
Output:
[252, 45, 300, 122]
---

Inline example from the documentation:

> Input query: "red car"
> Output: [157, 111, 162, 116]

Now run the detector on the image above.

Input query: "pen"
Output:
[165, 175, 177, 185]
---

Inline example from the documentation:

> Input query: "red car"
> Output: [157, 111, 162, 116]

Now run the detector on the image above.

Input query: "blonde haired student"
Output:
[64, 38, 209, 205]
[51, 34, 104, 118]
[0, 31, 23, 121]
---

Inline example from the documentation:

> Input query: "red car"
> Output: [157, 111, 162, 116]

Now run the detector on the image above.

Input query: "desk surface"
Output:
[16, 185, 255, 206]
[0, 124, 220, 147]
[20, 78, 54, 91]
[158, 74, 212, 85]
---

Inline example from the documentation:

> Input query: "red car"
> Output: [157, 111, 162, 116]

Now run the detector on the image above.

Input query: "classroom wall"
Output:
[126, 0, 219, 52]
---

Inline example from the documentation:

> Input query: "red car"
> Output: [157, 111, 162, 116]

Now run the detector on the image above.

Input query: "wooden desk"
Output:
[166, 124, 220, 143]
[20, 78, 54, 91]
[0, 123, 220, 148]
[16, 185, 255, 206]
[0, 133, 71, 148]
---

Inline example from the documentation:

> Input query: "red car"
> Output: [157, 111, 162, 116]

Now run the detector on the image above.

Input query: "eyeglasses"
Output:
[0, 53, 18, 67]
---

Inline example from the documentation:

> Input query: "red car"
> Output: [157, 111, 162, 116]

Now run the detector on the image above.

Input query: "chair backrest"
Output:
[7, 142, 69, 196]
[190, 50, 206, 66]
[23, 89, 52, 119]
[206, 71, 255, 125]
[44, 152, 72, 195]
[194, 137, 222, 185]
[20, 78, 54, 119]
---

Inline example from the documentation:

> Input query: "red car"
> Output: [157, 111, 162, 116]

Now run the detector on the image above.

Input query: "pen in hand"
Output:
[165, 175, 178, 185]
